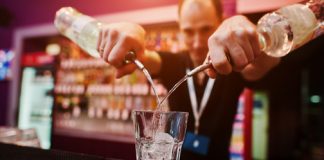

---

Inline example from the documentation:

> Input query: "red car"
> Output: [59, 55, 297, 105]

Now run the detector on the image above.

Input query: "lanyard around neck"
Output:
[186, 68, 215, 134]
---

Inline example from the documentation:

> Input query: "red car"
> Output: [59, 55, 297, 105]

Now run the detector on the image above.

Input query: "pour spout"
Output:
[186, 61, 212, 77]
[124, 51, 145, 70]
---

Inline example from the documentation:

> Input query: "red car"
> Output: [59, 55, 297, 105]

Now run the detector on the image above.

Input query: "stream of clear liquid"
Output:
[140, 62, 207, 140]
[140, 65, 189, 111]
[157, 75, 189, 109]
[139, 59, 207, 140]
[142, 68, 161, 106]
[157, 61, 211, 109]
[151, 75, 189, 139]
[140, 64, 190, 139]
[139, 66, 162, 138]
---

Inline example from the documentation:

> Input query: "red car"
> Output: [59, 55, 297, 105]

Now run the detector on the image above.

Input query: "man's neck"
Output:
[196, 71, 206, 86]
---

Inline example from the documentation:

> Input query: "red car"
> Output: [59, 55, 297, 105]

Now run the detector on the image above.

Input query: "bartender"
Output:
[97, 0, 280, 159]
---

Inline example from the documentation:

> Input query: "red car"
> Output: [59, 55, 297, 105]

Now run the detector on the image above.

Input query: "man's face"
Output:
[179, 0, 221, 65]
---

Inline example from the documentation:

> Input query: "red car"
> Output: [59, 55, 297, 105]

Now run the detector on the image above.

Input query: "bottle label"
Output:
[280, 4, 323, 50]
[72, 16, 95, 34]
[295, 11, 323, 49]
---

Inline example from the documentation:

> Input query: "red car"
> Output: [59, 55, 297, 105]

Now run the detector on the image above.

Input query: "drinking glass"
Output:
[132, 110, 188, 160]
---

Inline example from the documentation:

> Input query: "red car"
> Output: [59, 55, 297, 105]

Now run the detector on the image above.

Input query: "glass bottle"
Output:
[54, 7, 102, 58]
[257, 0, 323, 57]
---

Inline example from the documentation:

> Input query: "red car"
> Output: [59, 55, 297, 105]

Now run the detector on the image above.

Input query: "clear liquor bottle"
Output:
[257, 0, 323, 57]
[54, 7, 102, 58]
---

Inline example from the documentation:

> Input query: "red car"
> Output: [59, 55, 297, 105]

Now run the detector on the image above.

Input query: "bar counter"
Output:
[0, 142, 120, 160]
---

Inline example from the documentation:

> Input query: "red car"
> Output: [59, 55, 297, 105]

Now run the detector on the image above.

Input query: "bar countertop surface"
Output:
[0, 142, 121, 160]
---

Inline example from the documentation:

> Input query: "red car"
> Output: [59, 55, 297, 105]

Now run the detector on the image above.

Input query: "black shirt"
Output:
[157, 52, 248, 160]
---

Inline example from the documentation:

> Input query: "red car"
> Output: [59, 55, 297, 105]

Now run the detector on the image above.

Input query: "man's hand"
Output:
[206, 15, 262, 78]
[97, 22, 146, 78]
[205, 15, 280, 80]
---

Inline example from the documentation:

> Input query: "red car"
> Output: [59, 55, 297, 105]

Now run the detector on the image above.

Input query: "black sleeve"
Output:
[155, 52, 188, 90]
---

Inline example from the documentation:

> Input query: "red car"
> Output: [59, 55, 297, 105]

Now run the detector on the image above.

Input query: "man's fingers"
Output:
[205, 67, 217, 79]
[232, 28, 254, 64]
[115, 64, 137, 78]
[102, 30, 118, 63]
[208, 38, 232, 75]
[246, 26, 262, 58]
[97, 29, 103, 54]
[99, 29, 109, 57]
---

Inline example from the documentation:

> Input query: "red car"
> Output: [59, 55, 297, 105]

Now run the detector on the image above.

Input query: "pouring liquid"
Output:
[133, 56, 211, 139]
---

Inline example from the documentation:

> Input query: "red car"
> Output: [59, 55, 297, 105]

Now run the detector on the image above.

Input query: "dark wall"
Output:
[0, 80, 10, 125]
[255, 36, 324, 159]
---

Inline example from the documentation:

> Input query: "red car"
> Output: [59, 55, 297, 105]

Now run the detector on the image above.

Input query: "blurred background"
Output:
[0, 0, 323, 159]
